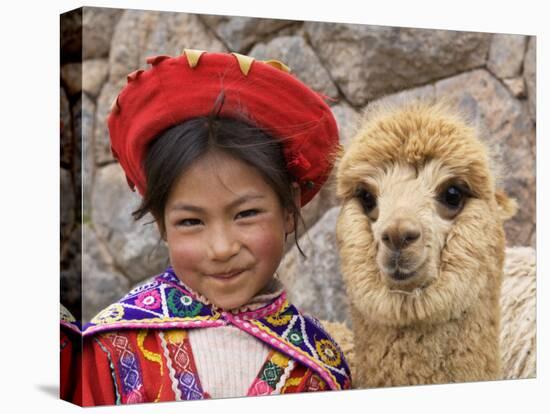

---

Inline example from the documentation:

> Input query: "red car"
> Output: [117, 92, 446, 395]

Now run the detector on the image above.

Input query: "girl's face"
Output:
[162, 151, 297, 310]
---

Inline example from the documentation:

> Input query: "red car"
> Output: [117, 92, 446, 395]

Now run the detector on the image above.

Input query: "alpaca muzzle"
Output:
[381, 218, 422, 251]
[377, 219, 429, 286]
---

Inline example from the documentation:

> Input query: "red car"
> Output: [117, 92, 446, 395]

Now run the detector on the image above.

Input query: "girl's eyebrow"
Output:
[169, 193, 266, 213]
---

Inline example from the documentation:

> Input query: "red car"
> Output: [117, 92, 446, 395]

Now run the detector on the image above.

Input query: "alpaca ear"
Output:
[495, 189, 518, 221]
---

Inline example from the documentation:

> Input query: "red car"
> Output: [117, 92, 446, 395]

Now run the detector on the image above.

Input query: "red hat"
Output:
[107, 49, 339, 207]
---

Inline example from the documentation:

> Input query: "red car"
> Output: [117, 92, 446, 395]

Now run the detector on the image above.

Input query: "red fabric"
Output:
[74, 329, 329, 406]
[80, 337, 117, 406]
[79, 334, 176, 406]
[60, 329, 81, 404]
[107, 51, 339, 206]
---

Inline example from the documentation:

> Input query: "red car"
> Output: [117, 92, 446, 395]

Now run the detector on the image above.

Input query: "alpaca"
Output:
[333, 100, 518, 387]
[321, 246, 536, 383]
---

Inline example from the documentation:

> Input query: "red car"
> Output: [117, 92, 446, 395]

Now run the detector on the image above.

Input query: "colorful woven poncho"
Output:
[69, 266, 351, 405]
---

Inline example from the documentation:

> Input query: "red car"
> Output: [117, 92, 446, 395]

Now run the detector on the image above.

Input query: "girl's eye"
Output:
[236, 209, 259, 219]
[178, 218, 202, 227]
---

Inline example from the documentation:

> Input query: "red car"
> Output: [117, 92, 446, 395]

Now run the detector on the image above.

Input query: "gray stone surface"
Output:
[524, 36, 536, 122]
[278, 207, 350, 326]
[71, 96, 83, 225]
[81, 93, 95, 221]
[487, 33, 527, 79]
[82, 223, 130, 323]
[200, 15, 295, 53]
[295, 191, 324, 246]
[83, 59, 109, 98]
[249, 36, 338, 99]
[331, 101, 362, 149]
[60, 168, 75, 242]
[503, 77, 526, 98]
[83, 7, 123, 59]
[91, 163, 170, 284]
[369, 83, 436, 110]
[305, 23, 491, 106]
[60, 86, 72, 167]
[435, 69, 535, 246]
[141, 11, 226, 63]
[303, 101, 362, 231]
[109, 10, 224, 83]
[61, 63, 82, 97]
[61, 8, 82, 61]
[94, 80, 124, 165]
[108, 9, 158, 82]
[61, 225, 82, 321]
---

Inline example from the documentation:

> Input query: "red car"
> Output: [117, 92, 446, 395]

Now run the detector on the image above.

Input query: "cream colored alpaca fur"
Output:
[500, 247, 536, 379]
[334, 101, 517, 387]
[322, 246, 536, 382]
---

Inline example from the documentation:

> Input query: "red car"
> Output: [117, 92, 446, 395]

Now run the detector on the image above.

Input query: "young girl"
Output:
[78, 49, 351, 406]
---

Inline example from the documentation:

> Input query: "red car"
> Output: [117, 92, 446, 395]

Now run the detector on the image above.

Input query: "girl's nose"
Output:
[207, 227, 240, 261]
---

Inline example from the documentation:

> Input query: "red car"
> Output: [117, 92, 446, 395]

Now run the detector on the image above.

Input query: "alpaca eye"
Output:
[440, 185, 464, 209]
[356, 187, 377, 214]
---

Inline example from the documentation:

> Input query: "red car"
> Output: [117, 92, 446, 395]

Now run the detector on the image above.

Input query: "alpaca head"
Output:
[336, 101, 517, 326]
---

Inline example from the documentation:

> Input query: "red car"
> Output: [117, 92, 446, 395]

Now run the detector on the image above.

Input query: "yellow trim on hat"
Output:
[231, 52, 256, 76]
[263, 59, 291, 73]
[183, 49, 292, 76]
[183, 48, 206, 68]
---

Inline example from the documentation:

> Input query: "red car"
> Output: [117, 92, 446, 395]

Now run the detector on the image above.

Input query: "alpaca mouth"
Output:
[390, 269, 416, 281]
[381, 256, 419, 281]
[381, 250, 426, 283]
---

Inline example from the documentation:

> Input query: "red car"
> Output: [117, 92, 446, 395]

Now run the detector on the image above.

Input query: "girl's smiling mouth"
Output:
[206, 269, 247, 280]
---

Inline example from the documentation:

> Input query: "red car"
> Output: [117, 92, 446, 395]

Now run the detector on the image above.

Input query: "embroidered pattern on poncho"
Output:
[94, 328, 329, 403]
[83, 266, 351, 391]
[60, 303, 81, 334]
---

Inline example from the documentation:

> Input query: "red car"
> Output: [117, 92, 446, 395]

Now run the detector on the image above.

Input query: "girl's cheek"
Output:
[243, 222, 285, 256]
[167, 234, 204, 266]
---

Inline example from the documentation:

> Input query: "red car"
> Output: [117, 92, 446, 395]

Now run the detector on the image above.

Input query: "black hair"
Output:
[132, 91, 306, 257]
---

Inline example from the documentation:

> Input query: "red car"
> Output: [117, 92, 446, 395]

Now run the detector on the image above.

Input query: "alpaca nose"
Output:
[381, 218, 421, 251]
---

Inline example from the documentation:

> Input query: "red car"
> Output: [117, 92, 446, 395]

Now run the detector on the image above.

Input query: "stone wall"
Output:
[60, 7, 536, 323]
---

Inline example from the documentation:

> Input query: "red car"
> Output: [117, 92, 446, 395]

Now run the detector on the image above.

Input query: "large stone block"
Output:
[82, 223, 130, 323]
[93, 80, 124, 165]
[61, 63, 82, 97]
[83, 59, 109, 98]
[200, 15, 295, 53]
[81, 93, 95, 220]
[109, 10, 225, 83]
[83, 7, 123, 59]
[487, 33, 527, 79]
[60, 168, 75, 242]
[278, 207, 350, 326]
[305, 23, 491, 106]
[435, 69, 536, 246]
[249, 36, 338, 99]
[60, 86, 72, 167]
[91, 163, 170, 285]
[524, 36, 536, 122]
